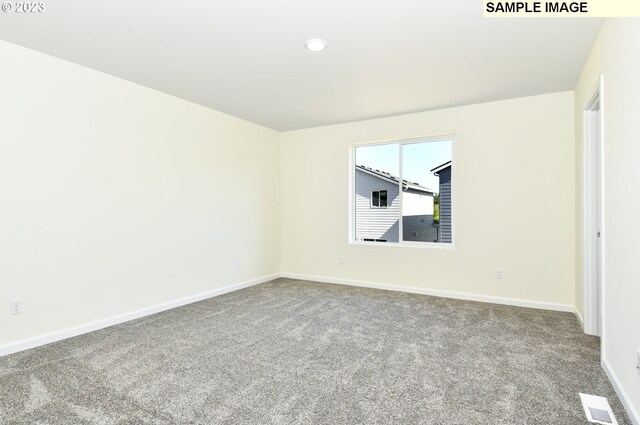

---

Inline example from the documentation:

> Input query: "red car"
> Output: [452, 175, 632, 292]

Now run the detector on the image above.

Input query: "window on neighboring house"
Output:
[353, 137, 453, 245]
[371, 190, 388, 207]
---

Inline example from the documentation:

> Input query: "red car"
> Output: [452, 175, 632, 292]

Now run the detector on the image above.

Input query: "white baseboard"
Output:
[0, 273, 278, 357]
[602, 357, 640, 425]
[280, 272, 574, 312]
[574, 308, 585, 328]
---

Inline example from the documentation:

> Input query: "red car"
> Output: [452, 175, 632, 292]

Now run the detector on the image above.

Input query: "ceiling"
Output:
[0, 1, 603, 131]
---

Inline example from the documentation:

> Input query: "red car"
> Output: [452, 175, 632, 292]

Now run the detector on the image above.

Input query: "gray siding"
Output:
[438, 167, 452, 243]
[355, 169, 399, 242]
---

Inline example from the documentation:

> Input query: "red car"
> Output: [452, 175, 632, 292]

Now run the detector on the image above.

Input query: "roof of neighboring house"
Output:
[355, 165, 435, 194]
[430, 161, 452, 176]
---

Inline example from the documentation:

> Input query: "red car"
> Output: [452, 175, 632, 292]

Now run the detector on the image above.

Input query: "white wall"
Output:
[281, 92, 575, 307]
[574, 19, 640, 422]
[0, 40, 280, 348]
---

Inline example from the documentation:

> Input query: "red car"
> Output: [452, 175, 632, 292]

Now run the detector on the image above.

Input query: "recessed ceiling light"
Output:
[305, 38, 327, 52]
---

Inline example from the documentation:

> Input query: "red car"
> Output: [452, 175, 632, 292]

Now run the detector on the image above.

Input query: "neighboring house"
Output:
[355, 165, 435, 243]
[431, 161, 452, 243]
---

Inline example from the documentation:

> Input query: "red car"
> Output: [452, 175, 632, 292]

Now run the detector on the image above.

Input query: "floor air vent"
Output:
[580, 393, 617, 425]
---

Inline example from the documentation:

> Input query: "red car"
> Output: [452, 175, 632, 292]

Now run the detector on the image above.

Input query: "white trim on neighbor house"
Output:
[355, 165, 436, 194]
[357, 167, 399, 187]
[431, 160, 452, 175]
[280, 272, 574, 313]
[0, 273, 279, 357]
[602, 357, 640, 425]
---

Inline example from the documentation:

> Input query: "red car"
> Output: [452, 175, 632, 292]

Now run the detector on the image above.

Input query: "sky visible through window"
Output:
[355, 140, 452, 192]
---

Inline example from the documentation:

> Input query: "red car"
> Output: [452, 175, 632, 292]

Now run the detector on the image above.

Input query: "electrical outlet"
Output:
[495, 269, 504, 280]
[234, 260, 240, 270]
[10, 299, 22, 315]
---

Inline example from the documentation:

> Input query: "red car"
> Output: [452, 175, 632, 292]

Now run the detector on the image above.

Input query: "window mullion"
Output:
[399, 143, 403, 243]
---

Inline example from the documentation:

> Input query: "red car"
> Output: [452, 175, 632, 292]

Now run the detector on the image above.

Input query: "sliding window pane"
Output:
[401, 140, 452, 243]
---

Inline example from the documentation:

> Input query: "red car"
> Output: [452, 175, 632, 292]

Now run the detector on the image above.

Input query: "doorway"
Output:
[583, 76, 603, 337]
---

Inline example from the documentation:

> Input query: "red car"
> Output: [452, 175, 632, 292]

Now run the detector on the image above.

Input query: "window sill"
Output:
[349, 240, 454, 250]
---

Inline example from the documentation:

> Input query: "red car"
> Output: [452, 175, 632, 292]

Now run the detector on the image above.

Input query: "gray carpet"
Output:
[0, 278, 631, 424]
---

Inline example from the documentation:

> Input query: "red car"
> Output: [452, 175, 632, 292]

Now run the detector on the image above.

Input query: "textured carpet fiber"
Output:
[0, 278, 631, 424]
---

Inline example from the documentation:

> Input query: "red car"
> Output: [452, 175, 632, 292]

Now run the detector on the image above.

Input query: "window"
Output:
[371, 190, 388, 207]
[353, 137, 453, 245]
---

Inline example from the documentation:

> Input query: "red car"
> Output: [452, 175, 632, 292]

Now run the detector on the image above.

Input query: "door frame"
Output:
[582, 75, 604, 337]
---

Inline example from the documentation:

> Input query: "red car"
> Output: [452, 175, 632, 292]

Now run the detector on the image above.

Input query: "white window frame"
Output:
[349, 134, 455, 249]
